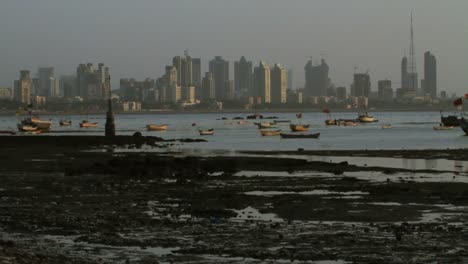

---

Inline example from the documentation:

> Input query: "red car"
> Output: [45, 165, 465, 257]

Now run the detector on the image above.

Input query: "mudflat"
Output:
[0, 136, 467, 263]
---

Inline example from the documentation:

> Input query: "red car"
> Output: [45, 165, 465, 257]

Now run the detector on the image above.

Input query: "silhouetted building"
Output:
[287, 68, 293, 90]
[270, 64, 287, 104]
[326, 86, 337, 97]
[37, 67, 56, 97]
[424, 51, 437, 98]
[234, 56, 253, 98]
[76, 63, 110, 100]
[14, 70, 32, 104]
[120, 78, 155, 102]
[253, 62, 271, 103]
[378, 79, 393, 100]
[60, 75, 78, 99]
[351, 73, 370, 97]
[336, 87, 347, 100]
[304, 59, 329, 97]
[192, 58, 201, 97]
[201, 72, 215, 101]
[209, 56, 229, 101]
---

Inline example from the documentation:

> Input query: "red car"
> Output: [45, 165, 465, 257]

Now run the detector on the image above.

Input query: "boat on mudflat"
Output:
[20, 117, 52, 131]
[17, 124, 39, 132]
[280, 133, 320, 139]
[80, 120, 98, 128]
[260, 129, 281, 137]
[289, 124, 310, 132]
[147, 124, 168, 131]
[199, 129, 214, 136]
[59, 119, 72, 126]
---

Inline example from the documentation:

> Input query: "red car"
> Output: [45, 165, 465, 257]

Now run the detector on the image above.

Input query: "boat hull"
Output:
[199, 129, 214, 136]
[441, 115, 461, 127]
[460, 118, 468, 135]
[280, 133, 320, 139]
[433, 126, 454, 130]
[260, 130, 281, 136]
[147, 124, 168, 131]
[290, 124, 310, 132]
[358, 116, 378, 123]
[80, 122, 98, 128]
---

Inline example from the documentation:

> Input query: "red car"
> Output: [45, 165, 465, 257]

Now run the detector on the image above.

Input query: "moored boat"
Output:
[146, 124, 168, 131]
[255, 122, 275, 129]
[199, 129, 214, 136]
[260, 129, 281, 137]
[440, 114, 461, 127]
[59, 119, 72, 126]
[290, 124, 310, 132]
[357, 108, 378, 123]
[17, 124, 39, 132]
[382, 124, 392, 129]
[20, 117, 52, 131]
[80, 120, 98, 128]
[280, 132, 320, 139]
[325, 119, 338, 126]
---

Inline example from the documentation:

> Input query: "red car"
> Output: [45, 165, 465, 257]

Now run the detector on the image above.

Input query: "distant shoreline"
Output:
[0, 108, 461, 116]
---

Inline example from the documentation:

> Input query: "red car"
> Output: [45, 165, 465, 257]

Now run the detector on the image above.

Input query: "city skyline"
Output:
[0, 1, 467, 94]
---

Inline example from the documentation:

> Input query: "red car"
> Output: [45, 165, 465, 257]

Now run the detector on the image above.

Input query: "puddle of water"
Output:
[244, 190, 369, 197]
[232, 206, 283, 222]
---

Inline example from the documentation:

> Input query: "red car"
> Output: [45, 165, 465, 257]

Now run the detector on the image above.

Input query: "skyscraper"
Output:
[351, 73, 371, 97]
[401, 56, 408, 89]
[192, 58, 201, 96]
[76, 63, 110, 100]
[406, 13, 418, 92]
[424, 51, 437, 98]
[234, 56, 253, 98]
[287, 68, 293, 90]
[270, 64, 287, 104]
[378, 79, 393, 100]
[172, 53, 192, 87]
[37, 67, 55, 96]
[253, 62, 271, 103]
[14, 70, 32, 104]
[209, 56, 229, 101]
[304, 59, 329, 97]
[201, 72, 215, 101]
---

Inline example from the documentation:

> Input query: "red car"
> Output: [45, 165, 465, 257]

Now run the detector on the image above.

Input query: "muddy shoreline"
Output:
[0, 136, 467, 263]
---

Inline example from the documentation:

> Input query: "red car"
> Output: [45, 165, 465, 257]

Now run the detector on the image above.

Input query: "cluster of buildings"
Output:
[0, 16, 451, 111]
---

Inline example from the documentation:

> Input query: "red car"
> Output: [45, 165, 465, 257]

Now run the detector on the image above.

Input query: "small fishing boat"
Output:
[237, 120, 248, 125]
[80, 120, 98, 128]
[199, 129, 214, 136]
[325, 119, 338, 126]
[440, 112, 461, 127]
[17, 124, 39, 132]
[146, 124, 168, 131]
[357, 108, 378, 123]
[59, 119, 72, 126]
[19, 117, 52, 131]
[381, 124, 393, 129]
[289, 124, 310, 132]
[343, 121, 359, 127]
[260, 129, 281, 137]
[433, 125, 454, 130]
[280, 133, 320, 139]
[255, 122, 275, 129]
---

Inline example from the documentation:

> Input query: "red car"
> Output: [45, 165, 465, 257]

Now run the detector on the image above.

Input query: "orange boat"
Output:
[147, 124, 168, 131]
[79, 120, 98, 128]
[289, 124, 310, 132]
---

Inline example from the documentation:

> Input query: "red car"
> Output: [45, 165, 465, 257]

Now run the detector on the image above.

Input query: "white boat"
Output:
[382, 124, 393, 129]
[147, 124, 168, 131]
[17, 124, 38, 132]
[29, 117, 52, 130]
[260, 129, 281, 136]
[358, 108, 378, 123]
[199, 129, 214, 135]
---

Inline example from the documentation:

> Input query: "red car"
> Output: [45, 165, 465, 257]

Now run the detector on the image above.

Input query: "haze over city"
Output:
[1, 0, 467, 94]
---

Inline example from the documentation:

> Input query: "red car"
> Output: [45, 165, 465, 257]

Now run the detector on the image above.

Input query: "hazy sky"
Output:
[1, 0, 467, 94]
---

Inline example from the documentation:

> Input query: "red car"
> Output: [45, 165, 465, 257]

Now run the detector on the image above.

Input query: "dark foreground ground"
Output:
[0, 136, 467, 263]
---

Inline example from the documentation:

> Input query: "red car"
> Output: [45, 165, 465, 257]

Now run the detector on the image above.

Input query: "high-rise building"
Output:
[253, 62, 271, 103]
[0, 88, 13, 100]
[304, 59, 329, 97]
[424, 51, 437, 98]
[192, 58, 201, 96]
[401, 56, 408, 89]
[172, 53, 193, 87]
[234, 56, 253, 98]
[378, 79, 393, 100]
[201, 72, 215, 101]
[76, 63, 110, 100]
[159, 66, 180, 103]
[14, 70, 32, 104]
[270, 64, 287, 104]
[401, 13, 418, 92]
[60, 75, 78, 99]
[120, 78, 155, 101]
[336, 87, 347, 100]
[351, 73, 371, 97]
[287, 68, 293, 90]
[37, 67, 55, 96]
[209, 56, 229, 101]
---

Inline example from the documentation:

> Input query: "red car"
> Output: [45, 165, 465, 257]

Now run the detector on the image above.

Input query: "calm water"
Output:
[2, 111, 467, 151]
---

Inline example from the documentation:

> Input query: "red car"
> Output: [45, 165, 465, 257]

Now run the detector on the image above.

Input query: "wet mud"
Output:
[0, 137, 467, 263]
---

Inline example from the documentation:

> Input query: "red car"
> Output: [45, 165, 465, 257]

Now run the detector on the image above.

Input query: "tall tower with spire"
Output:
[406, 12, 418, 92]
